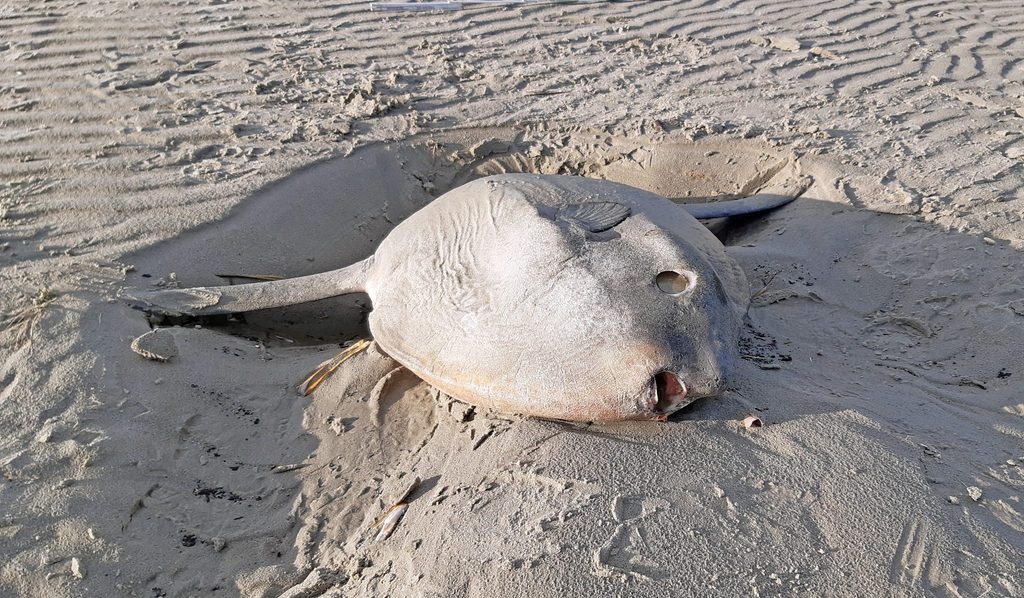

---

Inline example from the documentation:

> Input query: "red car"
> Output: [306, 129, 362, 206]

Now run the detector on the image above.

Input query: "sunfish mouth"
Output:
[653, 371, 689, 420]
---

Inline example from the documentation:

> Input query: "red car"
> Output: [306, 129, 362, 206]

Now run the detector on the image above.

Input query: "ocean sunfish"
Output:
[126, 173, 807, 421]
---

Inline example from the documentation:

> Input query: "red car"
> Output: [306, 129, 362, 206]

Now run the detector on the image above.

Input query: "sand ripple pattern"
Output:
[1, 0, 1023, 263]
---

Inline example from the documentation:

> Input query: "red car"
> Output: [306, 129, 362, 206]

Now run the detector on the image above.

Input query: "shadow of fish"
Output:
[125, 174, 808, 421]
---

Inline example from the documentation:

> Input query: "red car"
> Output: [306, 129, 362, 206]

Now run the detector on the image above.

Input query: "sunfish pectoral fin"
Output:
[121, 256, 374, 317]
[556, 201, 631, 233]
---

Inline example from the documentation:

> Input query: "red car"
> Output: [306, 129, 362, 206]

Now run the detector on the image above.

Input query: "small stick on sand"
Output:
[215, 274, 284, 282]
[299, 339, 372, 396]
[750, 270, 781, 300]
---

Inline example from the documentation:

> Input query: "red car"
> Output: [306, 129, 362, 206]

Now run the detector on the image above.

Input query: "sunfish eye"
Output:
[655, 270, 696, 295]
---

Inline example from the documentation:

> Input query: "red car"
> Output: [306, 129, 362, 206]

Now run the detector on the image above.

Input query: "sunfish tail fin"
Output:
[123, 256, 374, 317]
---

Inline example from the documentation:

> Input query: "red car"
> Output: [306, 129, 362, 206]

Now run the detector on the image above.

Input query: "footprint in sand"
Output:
[592, 495, 670, 581]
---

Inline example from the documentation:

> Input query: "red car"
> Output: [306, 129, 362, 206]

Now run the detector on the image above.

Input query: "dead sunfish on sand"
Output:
[126, 173, 808, 421]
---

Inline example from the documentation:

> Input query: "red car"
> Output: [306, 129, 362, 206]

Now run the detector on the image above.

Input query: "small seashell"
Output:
[742, 415, 763, 429]
[372, 503, 409, 542]
[130, 329, 177, 362]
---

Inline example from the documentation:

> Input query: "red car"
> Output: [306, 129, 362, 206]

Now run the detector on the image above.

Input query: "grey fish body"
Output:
[127, 174, 802, 421]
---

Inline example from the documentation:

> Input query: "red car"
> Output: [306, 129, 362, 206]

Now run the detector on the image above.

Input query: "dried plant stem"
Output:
[1, 288, 56, 345]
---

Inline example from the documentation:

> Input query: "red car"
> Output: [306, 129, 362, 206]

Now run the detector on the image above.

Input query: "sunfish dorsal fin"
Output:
[556, 201, 631, 233]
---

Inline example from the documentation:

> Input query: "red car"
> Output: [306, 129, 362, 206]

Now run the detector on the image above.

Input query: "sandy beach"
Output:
[1, 1, 1023, 596]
